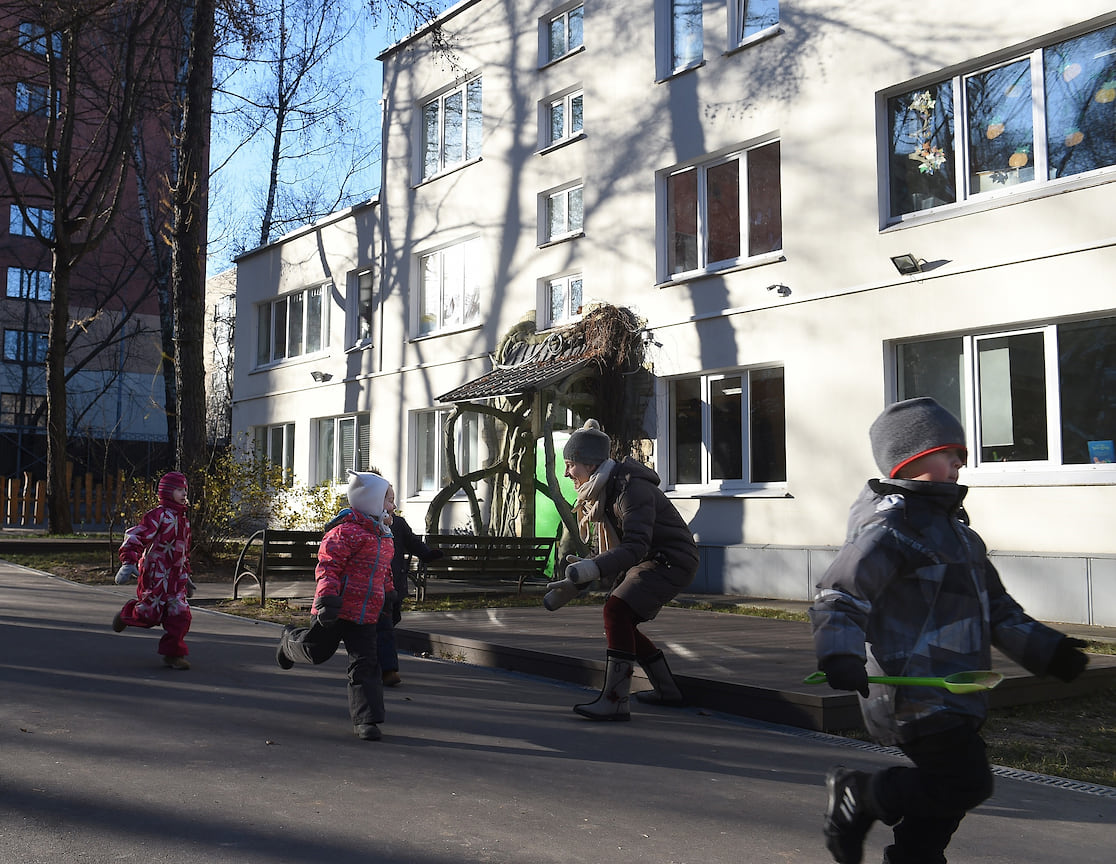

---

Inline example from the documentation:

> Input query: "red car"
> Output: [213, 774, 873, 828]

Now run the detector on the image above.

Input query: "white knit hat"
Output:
[346, 471, 389, 517]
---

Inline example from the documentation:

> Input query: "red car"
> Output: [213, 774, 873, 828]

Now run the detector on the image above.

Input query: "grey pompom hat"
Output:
[563, 419, 612, 466]
[869, 397, 967, 478]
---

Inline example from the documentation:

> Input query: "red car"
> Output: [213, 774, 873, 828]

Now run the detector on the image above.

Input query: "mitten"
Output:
[186, 578, 197, 599]
[821, 654, 870, 697]
[313, 594, 343, 627]
[114, 563, 139, 584]
[564, 554, 600, 586]
[542, 576, 580, 612]
[1047, 637, 1088, 683]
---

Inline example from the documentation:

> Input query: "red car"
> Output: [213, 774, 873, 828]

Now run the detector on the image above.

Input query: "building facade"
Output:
[233, 1, 1116, 625]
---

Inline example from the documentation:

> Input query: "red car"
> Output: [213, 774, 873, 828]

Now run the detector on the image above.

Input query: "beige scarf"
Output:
[574, 458, 620, 554]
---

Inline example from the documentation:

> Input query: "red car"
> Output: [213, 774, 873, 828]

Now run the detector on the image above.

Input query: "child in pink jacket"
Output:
[275, 471, 395, 741]
[112, 471, 195, 670]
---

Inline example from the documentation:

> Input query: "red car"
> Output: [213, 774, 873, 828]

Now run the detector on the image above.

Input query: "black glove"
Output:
[424, 549, 444, 562]
[313, 594, 343, 627]
[391, 599, 403, 626]
[185, 578, 197, 599]
[821, 655, 870, 697]
[1047, 637, 1088, 683]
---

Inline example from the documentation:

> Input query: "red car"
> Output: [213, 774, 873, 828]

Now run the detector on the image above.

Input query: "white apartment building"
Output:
[233, 1, 1116, 625]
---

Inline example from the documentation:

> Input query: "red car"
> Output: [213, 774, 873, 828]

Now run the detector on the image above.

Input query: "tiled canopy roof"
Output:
[436, 332, 593, 403]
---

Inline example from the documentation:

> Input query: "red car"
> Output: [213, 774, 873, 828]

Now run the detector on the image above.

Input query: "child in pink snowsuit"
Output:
[112, 471, 194, 670]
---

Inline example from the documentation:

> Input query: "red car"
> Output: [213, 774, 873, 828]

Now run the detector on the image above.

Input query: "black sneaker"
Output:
[824, 766, 874, 864]
[276, 627, 294, 670]
[112, 612, 126, 633]
[354, 723, 381, 741]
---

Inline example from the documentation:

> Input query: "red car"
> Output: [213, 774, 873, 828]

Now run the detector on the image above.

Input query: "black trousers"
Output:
[875, 723, 994, 864]
[281, 619, 384, 727]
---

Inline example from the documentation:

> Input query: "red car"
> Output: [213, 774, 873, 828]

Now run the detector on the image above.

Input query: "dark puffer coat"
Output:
[810, 478, 1065, 745]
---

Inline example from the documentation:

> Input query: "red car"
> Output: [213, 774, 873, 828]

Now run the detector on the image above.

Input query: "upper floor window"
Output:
[543, 88, 583, 148]
[415, 408, 481, 493]
[421, 77, 483, 180]
[886, 21, 1116, 221]
[896, 316, 1116, 472]
[418, 237, 482, 336]
[1, 392, 45, 427]
[731, 1, 779, 48]
[255, 283, 325, 367]
[3, 329, 49, 364]
[663, 139, 781, 279]
[8, 205, 53, 240]
[542, 182, 584, 243]
[544, 273, 583, 327]
[671, 0, 703, 71]
[545, 4, 584, 63]
[253, 422, 295, 484]
[314, 413, 370, 485]
[18, 22, 61, 57]
[668, 367, 786, 488]
[15, 82, 51, 116]
[13, 142, 52, 177]
[6, 267, 51, 301]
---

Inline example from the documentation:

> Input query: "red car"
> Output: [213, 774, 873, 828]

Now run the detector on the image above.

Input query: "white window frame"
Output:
[416, 237, 483, 337]
[542, 272, 583, 328]
[665, 366, 787, 492]
[542, 3, 584, 65]
[659, 0, 703, 78]
[420, 77, 483, 181]
[350, 269, 375, 348]
[893, 317, 1116, 484]
[6, 267, 51, 302]
[729, 0, 780, 51]
[313, 413, 370, 486]
[540, 182, 584, 244]
[413, 408, 482, 496]
[3, 329, 49, 364]
[541, 88, 584, 149]
[254, 282, 327, 368]
[9, 205, 53, 239]
[253, 422, 296, 484]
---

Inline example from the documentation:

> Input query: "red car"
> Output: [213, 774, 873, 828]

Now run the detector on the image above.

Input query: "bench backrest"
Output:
[258, 528, 321, 578]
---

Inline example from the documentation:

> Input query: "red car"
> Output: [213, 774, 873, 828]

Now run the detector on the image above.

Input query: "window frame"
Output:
[0, 392, 45, 427]
[15, 81, 51, 116]
[350, 269, 375, 348]
[13, 142, 53, 177]
[6, 267, 51, 302]
[412, 408, 483, 497]
[540, 182, 584, 244]
[9, 205, 53, 239]
[729, 0, 780, 52]
[3, 328, 49, 364]
[18, 22, 62, 56]
[419, 76, 483, 181]
[542, 272, 583, 328]
[253, 422, 296, 484]
[416, 236, 484, 337]
[254, 282, 327, 368]
[313, 413, 371, 485]
[542, 3, 584, 65]
[541, 87, 584, 149]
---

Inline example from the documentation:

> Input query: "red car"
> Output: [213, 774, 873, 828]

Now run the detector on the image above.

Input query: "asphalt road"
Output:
[1, 565, 1113, 864]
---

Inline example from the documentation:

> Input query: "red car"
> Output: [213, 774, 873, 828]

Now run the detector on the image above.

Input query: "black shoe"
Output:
[824, 766, 874, 864]
[112, 612, 126, 633]
[276, 627, 294, 670]
[354, 724, 382, 741]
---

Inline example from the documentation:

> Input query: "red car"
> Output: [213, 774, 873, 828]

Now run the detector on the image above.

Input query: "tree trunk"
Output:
[45, 247, 73, 534]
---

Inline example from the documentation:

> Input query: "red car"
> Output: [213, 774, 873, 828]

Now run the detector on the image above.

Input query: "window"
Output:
[18, 22, 61, 56]
[255, 283, 325, 366]
[9, 205, 53, 239]
[545, 4, 584, 63]
[544, 89, 583, 147]
[353, 270, 374, 346]
[418, 238, 482, 336]
[664, 140, 781, 278]
[544, 273, 583, 327]
[731, 0, 779, 46]
[421, 78, 483, 180]
[415, 409, 481, 493]
[13, 142, 52, 177]
[886, 22, 1116, 220]
[15, 82, 51, 116]
[671, 0, 703, 71]
[315, 414, 370, 485]
[668, 367, 786, 487]
[542, 183, 584, 243]
[895, 316, 1116, 470]
[253, 423, 295, 482]
[1, 393, 44, 427]
[6, 267, 51, 301]
[3, 329, 49, 364]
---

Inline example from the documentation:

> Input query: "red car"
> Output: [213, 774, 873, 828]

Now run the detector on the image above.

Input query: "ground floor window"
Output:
[668, 366, 786, 487]
[314, 414, 370, 485]
[253, 422, 295, 483]
[896, 316, 1116, 468]
[415, 408, 481, 493]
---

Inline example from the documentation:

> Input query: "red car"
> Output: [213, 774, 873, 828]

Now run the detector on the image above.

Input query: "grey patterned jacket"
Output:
[810, 479, 1066, 745]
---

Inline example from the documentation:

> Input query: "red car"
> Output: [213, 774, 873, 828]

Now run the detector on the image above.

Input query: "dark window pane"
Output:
[977, 333, 1047, 462]
[672, 378, 702, 483]
[707, 159, 740, 264]
[1058, 317, 1116, 464]
[1044, 24, 1116, 179]
[750, 367, 786, 482]
[747, 141, 781, 255]
[668, 168, 698, 274]
[966, 59, 1035, 194]
[710, 376, 743, 480]
[888, 83, 957, 216]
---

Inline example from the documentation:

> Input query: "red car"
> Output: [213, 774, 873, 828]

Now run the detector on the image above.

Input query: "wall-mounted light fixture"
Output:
[310, 371, 332, 383]
[766, 283, 792, 297]
[890, 253, 923, 275]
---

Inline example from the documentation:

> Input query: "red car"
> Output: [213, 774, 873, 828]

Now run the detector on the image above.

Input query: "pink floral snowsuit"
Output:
[116, 490, 192, 658]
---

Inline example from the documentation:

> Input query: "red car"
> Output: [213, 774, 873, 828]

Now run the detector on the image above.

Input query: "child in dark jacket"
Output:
[375, 481, 442, 687]
[809, 398, 1089, 864]
[112, 471, 195, 670]
[275, 471, 395, 741]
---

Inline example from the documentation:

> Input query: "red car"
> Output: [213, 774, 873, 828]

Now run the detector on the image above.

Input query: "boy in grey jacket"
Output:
[809, 397, 1088, 864]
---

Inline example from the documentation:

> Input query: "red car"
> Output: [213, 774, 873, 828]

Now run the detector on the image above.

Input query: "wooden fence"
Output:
[1, 465, 133, 528]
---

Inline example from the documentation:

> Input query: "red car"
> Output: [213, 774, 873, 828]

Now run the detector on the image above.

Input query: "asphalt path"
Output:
[1, 564, 1113, 864]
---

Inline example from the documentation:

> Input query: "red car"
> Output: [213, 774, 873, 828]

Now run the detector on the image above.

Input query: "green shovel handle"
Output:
[803, 670, 1003, 693]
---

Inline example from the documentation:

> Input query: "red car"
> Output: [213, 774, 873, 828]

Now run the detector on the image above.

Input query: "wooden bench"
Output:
[409, 534, 556, 601]
[232, 528, 320, 604]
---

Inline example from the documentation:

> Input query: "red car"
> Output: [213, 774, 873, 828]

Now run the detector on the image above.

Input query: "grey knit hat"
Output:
[869, 397, 967, 478]
[563, 419, 612, 466]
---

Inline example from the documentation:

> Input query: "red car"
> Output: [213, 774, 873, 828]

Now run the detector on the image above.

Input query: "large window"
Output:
[315, 414, 370, 485]
[255, 283, 325, 366]
[421, 78, 483, 180]
[669, 367, 786, 487]
[13, 142, 51, 177]
[418, 237, 482, 336]
[545, 273, 583, 327]
[886, 22, 1116, 220]
[542, 183, 584, 243]
[0, 392, 44, 427]
[896, 316, 1116, 470]
[6, 267, 50, 301]
[253, 423, 295, 482]
[545, 4, 584, 63]
[18, 22, 61, 56]
[664, 140, 781, 279]
[415, 409, 481, 493]
[3, 329, 48, 364]
[543, 88, 583, 148]
[15, 82, 51, 116]
[9, 205, 53, 239]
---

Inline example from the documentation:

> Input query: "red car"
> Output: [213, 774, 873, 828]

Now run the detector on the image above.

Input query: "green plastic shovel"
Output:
[803, 670, 1003, 694]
